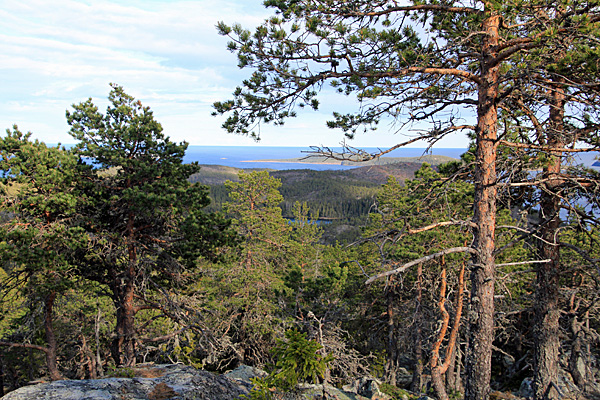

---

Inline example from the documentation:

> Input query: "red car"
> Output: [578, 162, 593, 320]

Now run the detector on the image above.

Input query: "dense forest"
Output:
[212, 0, 600, 399]
[0, 85, 598, 400]
[2, 1, 600, 399]
[191, 162, 427, 244]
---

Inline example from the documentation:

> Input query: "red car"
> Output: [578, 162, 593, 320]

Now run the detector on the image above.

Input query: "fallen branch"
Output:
[499, 140, 599, 153]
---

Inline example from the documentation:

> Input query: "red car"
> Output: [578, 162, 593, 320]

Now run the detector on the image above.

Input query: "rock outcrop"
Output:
[0, 364, 247, 400]
[0, 363, 409, 400]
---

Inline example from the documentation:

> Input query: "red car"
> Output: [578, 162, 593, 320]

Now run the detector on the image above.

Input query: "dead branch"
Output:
[409, 220, 477, 234]
[365, 247, 476, 284]
[0, 341, 49, 354]
[495, 259, 552, 267]
[140, 327, 188, 343]
[430, 268, 449, 375]
[499, 140, 599, 153]
[441, 262, 466, 374]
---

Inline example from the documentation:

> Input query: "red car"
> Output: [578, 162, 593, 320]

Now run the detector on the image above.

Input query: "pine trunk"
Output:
[44, 291, 62, 381]
[110, 272, 137, 367]
[110, 213, 138, 367]
[533, 78, 565, 400]
[411, 263, 424, 392]
[464, 10, 500, 400]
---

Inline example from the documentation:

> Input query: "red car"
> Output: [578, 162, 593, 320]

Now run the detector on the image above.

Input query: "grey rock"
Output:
[518, 377, 533, 398]
[517, 371, 582, 400]
[342, 377, 390, 400]
[0, 364, 246, 400]
[223, 364, 268, 394]
[395, 367, 413, 388]
[224, 364, 267, 382]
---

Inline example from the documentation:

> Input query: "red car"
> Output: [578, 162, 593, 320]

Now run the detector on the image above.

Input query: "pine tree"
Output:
[214, 2, 600, 396]
[66, 84, 231, 366]
[0, 127, 86, 380]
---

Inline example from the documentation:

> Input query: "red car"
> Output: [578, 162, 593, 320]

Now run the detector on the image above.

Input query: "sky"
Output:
[0, 0, 469, 148]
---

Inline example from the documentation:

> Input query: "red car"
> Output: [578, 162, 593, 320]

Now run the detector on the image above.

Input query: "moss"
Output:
[379, 382, 419, 400]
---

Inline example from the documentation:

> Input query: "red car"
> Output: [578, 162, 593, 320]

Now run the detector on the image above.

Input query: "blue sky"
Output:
[0, 0, 469, 148]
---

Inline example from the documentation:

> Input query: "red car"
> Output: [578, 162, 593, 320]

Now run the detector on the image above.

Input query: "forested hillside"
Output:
[190, 162, 427, 244]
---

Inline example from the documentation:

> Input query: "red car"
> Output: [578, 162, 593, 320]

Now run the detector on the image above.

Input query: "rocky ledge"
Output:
[0, 364, 250, 400]
[0, 364, 393, 400]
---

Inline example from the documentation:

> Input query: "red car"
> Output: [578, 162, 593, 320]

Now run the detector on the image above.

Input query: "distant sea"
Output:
[183, 146, 599, 171]
[183, 146, 468, 170]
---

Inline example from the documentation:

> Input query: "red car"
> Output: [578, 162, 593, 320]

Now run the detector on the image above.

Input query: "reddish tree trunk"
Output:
[465, 11, 500, 400]
[431, 264, 465, 400]
[431, 268, 450, 400]
[110, 266, 137, 367]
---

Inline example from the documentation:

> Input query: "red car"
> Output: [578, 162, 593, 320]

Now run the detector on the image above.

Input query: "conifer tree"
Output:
[67, 84, 231, 366]
[0, 127, 85, 380]
[214, 2, 600, 396]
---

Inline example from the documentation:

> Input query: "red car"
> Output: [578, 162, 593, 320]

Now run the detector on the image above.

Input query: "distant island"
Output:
[241, 154, 458, 166]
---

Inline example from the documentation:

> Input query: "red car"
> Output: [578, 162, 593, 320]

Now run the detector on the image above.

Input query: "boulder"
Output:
[343, 377, 391, 400]
[0, 364, 247, 400]
[518, 371, 583, 400]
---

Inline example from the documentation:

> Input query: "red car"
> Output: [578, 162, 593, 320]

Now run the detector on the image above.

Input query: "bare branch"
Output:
[499, 140, 600, 153]
[140, 327, 188, 343]
[0, 341, 49, 354]
[339, 4, 482, 18]
[495, 259, 552, 267]
[365, 247, 476, 284]
[409, 220, 477, 234]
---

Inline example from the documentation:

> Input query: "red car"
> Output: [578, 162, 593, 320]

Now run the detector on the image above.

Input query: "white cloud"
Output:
[0, 0, 469, 148]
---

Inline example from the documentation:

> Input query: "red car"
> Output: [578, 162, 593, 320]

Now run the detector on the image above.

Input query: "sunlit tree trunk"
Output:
[465, 10, 500, 400]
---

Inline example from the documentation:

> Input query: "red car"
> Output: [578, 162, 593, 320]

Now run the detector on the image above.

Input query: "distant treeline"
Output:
[201, 168, 381, 221]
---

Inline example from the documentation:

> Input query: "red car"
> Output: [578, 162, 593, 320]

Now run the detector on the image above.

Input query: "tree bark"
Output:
[533, 77, 565, 400]
[464, 10, 500, 400]
[110, 210, 138, 367]
[385, 276, 398, 386]
[411, 263, 424, 392]
[431, 268, 450, 400]
[432, 263, 465, 400]
[110, 267, 137, 367]
[44, 291, 62, 381]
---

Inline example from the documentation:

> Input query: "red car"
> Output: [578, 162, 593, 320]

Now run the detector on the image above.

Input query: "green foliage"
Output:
[243, 377, 276, 400]
[0, 126, 88, 379]
[64, 84, 234, 365]
[269, 329, 333, 390]
[106, 366, 136, 378]
[245, 329, 334, 399]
